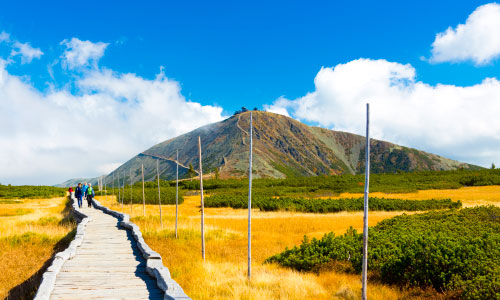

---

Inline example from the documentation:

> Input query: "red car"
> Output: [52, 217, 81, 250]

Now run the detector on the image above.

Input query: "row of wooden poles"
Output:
[96, 150, 181, 237]
[94, 108, 371, 298]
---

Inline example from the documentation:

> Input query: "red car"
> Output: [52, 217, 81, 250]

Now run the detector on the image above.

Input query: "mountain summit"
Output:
[102, 111, 478, 184]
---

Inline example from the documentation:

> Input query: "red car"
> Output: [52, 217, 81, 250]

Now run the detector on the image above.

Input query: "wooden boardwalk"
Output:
[50, 205, 164, 300]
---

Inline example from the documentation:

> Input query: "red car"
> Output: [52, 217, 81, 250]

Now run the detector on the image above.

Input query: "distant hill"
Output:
[54, 177, 99, 188]
[57, 111, 480, 187]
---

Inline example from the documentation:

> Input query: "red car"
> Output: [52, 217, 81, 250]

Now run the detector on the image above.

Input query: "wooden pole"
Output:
[248, 112, 253, 279]
[112, 172, 115, 200]
[157, 160, 163, 229]
[175, 149, 179, 239]
[362, 103, 370, 300]
[198, 136, 205, 261]
[142, 164, 145, 217]
[122, 171, 125, 210]
[118, 173, 121, 208]
[130, 168, 133, 214]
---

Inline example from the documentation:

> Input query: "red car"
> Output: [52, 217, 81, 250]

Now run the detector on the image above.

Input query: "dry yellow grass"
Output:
[98, 194, 405, 299]
[95, 185, 500, 299]
[326, 185, 500, 207]
[0, 197, 75, 300]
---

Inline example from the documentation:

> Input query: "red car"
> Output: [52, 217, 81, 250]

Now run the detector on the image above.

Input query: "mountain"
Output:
[54, 177, 99, 188]
[57, 111, 480, 187]
[94, 111, 479, 185]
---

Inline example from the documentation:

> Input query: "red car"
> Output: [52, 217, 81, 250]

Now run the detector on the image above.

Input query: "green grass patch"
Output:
[205, 194, 461, 212]
[0, 184, 66, 199]
[97, 181, 184, 205]
[176, 168, 500, 197]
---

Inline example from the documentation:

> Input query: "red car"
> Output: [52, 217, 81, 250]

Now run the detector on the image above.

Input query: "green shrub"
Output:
[0, 185, 66, 199]
[266, 206, 500, 299]
[205, 194, 461, 213]
[96, 182, 184, 205]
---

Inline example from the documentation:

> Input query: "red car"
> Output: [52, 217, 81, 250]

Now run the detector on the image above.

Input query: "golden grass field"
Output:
[95, 185, 500, 300]
[0, 197, 75, 300]
[327, 185, 500, 207]
[2, 185, 497, 299]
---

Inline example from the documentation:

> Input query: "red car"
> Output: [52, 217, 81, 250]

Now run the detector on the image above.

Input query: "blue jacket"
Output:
[82, 185, 88, 195]
[75, 186, 83, 197]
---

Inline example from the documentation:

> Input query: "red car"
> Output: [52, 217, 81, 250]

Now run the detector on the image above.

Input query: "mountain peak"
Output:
[102, 111, 479, 184]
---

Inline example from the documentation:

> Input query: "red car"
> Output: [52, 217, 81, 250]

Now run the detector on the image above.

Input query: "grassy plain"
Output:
[0, 197, 75, 300]
[97, 185, 500, 299]
[98, 192, 434, 300]
[327, 185, 500, 207]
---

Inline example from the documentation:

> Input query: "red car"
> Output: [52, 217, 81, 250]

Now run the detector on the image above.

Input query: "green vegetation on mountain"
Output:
[266, 206, 500, 299]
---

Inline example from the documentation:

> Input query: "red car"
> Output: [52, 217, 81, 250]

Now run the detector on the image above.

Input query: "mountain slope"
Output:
[95, 111, 479, 186]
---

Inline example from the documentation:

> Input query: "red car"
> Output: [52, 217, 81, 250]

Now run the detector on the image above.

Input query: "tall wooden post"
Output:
[362, 103, 371, 300]
[175, 149, 179, 239]
[122, 172, 125, 210]
[112, 173, 115, 200]
[118, 173, 121, 207]
[157, 160, 163, 229]
[130, 168, 133, 214]
[248, 112, 253, 279]
[198, 136, 205, 261]
[142, 164, 145, 217]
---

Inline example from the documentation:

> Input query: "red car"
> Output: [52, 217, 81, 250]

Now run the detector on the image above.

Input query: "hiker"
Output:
[75, 183, 83, 208]
[82, 182, 88, 203]
[68, 186, 74, 198]
[86, 183, 95, 208]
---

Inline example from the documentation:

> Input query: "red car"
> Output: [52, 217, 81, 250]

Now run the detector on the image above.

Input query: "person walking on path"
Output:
[82, 182, 88, 203]
[75, 183, 83, 208]
[86, 183, 95, 208]
[68, 186, 74, 198]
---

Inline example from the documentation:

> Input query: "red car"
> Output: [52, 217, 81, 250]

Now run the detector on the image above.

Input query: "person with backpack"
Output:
[82, 182, 88, 203]
[75, 183, 83, 208]
[86, 183, 95, 208]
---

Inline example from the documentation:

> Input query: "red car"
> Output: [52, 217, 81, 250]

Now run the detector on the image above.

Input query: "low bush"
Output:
[0, 185, 66, 199]
[96, 183, 184, 205]
[266, 206, 500, 299]
[205, 194, 461, 212]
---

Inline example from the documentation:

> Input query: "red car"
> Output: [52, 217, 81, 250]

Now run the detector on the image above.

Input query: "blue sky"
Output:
[1, 1, 500, 184]
[1, 0, 497, 113]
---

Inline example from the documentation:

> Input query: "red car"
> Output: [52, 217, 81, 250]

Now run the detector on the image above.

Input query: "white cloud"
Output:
[0, 42, 224, 185]
[0, 31, 9, 42]
[266, 58, 500, 167]
[263, 96, 291, 117]
[429, 3, 500, 65]
[60, 38, 109, 69]
[10, 41, 44, 64]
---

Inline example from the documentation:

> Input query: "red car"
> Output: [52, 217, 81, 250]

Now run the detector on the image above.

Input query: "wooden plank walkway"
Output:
[50, 205, 164, 300]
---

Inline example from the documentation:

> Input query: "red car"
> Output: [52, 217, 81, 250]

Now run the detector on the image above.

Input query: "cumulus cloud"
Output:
[60, 38, 109, 69]
[10, 41, 44, 63]
[0, 40, 224, 185]
[265, 58, 500, 167]
[429, 3, 500, 65]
